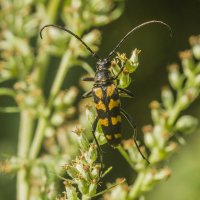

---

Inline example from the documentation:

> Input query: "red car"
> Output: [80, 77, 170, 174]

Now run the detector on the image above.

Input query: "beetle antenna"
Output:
[40, 24, 100, 59]
[107, 20, 172, 59]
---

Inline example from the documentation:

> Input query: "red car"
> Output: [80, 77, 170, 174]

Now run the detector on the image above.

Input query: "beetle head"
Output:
[96, 58, 111, 70]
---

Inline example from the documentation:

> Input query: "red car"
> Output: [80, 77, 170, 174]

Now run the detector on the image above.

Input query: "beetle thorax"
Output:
[94, 59, 112, 85]
[94, 69, 112, 84]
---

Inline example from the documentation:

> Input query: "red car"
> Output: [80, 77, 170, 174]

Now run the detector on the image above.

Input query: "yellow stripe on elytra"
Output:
[114, 133, 121, 139]
[108, 99, 120, 110]
[105, 134, 112, 140]
[111, 116, 121, 125]
[96, 100, 106, 111]
[106, 84, 116, 97]
[94, 87, 103, 99]
[99, 118, 109, 127]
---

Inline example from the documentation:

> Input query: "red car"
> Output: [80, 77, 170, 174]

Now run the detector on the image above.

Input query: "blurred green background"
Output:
[1, 0, 200, 199]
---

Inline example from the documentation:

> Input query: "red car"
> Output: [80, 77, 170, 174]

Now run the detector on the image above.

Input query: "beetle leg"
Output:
[82, 77, 95, 82]
[92, 116, 104, 178]
[92, 116, 103, 153]
[82, 90, 93, 99]
[112, 66, 124, 80]
[118, 88, 134, 98]
[120, 108, 150, 164]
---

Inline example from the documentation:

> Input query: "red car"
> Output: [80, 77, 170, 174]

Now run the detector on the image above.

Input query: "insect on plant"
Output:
[40, 20, 172, 164]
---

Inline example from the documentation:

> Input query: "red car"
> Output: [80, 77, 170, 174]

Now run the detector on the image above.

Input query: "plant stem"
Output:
[29, 51, 73, 160]
[117, 145, 135, 170]
[29, 117, 47, 160]
[17, 110, 34, 200]
[36, 0, 60, 87]
[47, 0, 60, 23]
[128, 172, 146, 199]
[48, 51, 73, 107]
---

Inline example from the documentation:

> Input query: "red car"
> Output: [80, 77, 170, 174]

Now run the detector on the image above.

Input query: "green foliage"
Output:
[0, 0, 124, 199]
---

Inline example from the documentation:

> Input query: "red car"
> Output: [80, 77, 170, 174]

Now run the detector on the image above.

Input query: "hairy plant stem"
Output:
[128, 172, 146, 199]
[29, 118, 47, 160]
[17, 110, 34, 200]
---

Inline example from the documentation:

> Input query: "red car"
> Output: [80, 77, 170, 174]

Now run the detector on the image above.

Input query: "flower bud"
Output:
[0, 157, 21, 173]
[143, 125, 155, 148]
[0, 69, 13, 80]
[149, 101, 161, 124]
[154, 167, 171, 181]
[85, 104, 96, 126]
[88, 180, 97, 196]
[179, 94, 190, 109]
[165, 142, 178, 153]
[175, 115, 198, 134]
[75, 163, 90, 181]
[111, 59, 121, 76]
[83, 30, 100, 46]
[24, 95, 37, 107]
[118, 70, 131, 88]
[54, 92, 64, 108]
[95, 129, 106, 145]
[142, 171, 154, 190]
[45, 126, 55, 138]
[192, 44, 200, 60]
[168, 64, 183, 89]
[73, 127, 90, 151]
[179, 88, 198, 110]
[179, 50, 194, 78]
[149, 147, 165, 163]
[63, 87, 78, 106]
[64, 181, 79, 200]
[194, 74, 200, 87]
[91, 165, 100, 179]
[64, 164, 79, 179]
[84, 144, 97, 164]
[51, 112, 65, 126]
[153, 125, 166, 149]
[195, 62, 200, 74]
[76, 177, 89, 194]
[81, 30, 101, 54]
[125, 48, 140, 73]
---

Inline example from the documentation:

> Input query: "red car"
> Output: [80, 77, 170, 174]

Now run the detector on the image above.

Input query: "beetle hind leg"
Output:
[118, 88, 134, 98]
[92, 116, 104, 179]
[120, 108, 150, 164]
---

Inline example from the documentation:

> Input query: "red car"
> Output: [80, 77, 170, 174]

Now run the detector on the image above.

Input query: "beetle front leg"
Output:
[92, 116, 103, 152]
[82, 90, 93, 99]
[118, 88, 134, 98]
[82, 77, 95, 82]
[120, 108, 150, 164]
[112, 66, 125, 80]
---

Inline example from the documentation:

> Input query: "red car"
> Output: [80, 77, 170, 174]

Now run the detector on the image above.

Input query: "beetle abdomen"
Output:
[93, 84, 121, 147]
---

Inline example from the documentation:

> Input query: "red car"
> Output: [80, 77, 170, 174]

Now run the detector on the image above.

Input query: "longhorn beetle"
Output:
[40, 20, 172, 164]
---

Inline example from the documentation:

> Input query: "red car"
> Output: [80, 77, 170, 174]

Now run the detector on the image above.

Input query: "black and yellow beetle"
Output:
[40, 21, 171, 162]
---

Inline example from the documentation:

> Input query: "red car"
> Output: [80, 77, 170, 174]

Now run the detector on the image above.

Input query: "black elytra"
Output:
[40, 20, 172, 164]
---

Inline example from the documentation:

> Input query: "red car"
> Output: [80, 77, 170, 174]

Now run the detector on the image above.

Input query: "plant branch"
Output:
[17, 110, 34, 200]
